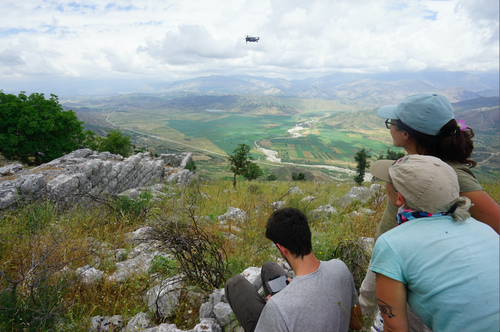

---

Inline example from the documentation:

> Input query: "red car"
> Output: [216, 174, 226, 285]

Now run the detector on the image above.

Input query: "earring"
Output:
[403, 136, 407, 140]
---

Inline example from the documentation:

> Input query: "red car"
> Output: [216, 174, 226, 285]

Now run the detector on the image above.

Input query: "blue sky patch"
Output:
[0, 28, 35, 36]
[105, 3, 135, 11]
[424, 10, 438, 20]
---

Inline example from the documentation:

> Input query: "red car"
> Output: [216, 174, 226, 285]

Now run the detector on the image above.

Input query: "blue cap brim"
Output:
[377, 105, 398, 119]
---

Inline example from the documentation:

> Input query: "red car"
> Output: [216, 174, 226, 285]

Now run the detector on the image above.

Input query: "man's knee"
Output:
[226, 274, 247, 290]
[225, 274, 247, 304]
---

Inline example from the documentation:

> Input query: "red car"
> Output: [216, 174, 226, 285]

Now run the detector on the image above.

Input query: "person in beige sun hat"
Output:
[368, 154, 499, 332]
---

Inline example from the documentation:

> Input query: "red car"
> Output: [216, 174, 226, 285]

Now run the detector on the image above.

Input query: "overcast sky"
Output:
[0, 0, 498, 94]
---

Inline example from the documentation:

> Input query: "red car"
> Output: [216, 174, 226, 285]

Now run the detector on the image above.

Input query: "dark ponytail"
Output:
[394, 119, 476, 167]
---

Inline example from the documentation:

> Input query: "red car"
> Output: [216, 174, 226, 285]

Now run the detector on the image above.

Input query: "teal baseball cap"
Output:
[377, 93, 455, 136]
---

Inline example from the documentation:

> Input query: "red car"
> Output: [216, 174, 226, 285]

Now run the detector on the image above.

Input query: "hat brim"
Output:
[369, 160, 394, 182]
[377, 105, 398, 119]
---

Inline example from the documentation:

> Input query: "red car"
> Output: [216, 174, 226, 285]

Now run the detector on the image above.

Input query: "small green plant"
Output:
[150, 256, 178, 277]
[114, 195, 150, 220]
[185, 160, 197, 173]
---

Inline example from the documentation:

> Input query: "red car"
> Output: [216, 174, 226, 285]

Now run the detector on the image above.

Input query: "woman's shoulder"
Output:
[443, 160, 483, 192]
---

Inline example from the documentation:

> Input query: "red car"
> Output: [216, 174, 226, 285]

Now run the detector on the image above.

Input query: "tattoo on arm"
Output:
[377, 299, 396, 318]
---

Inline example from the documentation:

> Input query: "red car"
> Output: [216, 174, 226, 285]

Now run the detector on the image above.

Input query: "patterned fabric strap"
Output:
[396, 207, 455, 225]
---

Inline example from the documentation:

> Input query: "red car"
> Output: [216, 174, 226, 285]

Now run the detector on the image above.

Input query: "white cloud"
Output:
[0, 0, 497, 88]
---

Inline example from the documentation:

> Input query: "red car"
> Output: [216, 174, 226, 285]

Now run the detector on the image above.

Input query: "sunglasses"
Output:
[385, 119, 398, 129]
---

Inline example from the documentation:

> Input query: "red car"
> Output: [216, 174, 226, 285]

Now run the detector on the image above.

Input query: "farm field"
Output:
[98, 107, 400, 182]
[73, 94, 499, 181]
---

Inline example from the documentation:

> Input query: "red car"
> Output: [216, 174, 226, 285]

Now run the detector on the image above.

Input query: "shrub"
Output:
[267, 174, 277, 181]
[331, 239, 370, 292]
[185, 160, 197, 173]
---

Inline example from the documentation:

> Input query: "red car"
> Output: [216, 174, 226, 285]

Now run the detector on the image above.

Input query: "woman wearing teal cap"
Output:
[359, 93, 499, 332]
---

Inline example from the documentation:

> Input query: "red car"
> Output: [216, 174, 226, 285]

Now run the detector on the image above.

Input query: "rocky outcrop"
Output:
[0, 149, 196, 210]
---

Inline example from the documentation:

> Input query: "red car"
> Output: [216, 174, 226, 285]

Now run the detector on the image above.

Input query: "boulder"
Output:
[309, 204, 337, 216]
[0, 149, 193, 211]
[240, 267, 262, 290]
[199, 302, 215, 319]
[333, 185, 379, 207]
[269, 200, 286, 211]
[301, 196, 316, 203]
[288, 186, 303, 195]
[209, 289, 226, 306]
[218, 207, 247, 224]
[90, 315, 123, 332]
[192, 318, 222, 332]
[125, 312, 154, 332]
[107, 252, 156, 283]
[213, 302, 234, 327]
[144, 277, 183, 318]
[76, 265, 103, 284]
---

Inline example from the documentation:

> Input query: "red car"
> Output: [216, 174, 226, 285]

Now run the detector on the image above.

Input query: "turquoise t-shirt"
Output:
[370, 216, 499, 332]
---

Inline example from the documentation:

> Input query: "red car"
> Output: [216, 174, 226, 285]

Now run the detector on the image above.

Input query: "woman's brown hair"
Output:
[394, 119, 477, 167]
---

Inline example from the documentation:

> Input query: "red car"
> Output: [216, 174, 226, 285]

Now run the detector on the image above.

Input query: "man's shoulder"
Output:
[322, 258, 350, 272]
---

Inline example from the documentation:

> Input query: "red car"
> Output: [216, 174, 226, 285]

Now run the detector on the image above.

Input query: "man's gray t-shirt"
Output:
[255, 259, 358, 332]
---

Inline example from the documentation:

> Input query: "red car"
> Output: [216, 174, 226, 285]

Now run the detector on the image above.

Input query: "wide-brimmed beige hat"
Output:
[370, 155, 459, 213]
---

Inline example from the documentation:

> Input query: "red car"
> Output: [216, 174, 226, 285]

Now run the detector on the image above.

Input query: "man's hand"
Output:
[266, 278, 292, 301]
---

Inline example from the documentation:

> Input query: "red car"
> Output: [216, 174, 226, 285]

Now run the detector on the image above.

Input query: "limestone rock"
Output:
[209, 289, 226, 306]
[270, 200, 286, 211]
[107, 252, 155, 283]
[0, 174, 46, 210]
[199, 302, 215, 319]
[0, 164, 22, 176]
[125, 312, 154, 332]
[192, 318, 222, 332]
[301, 196, 316, 203]
[218, 207, 247, 224]
[288, 186, 303, 195]
[333, 185, 378, 207]
[90, 315, 123, 332]
[143, 323, 182, 332]
[144, 277, 183, 318]
[240, 267, 262, 290]
[0, 149, 193, 211]
[76, 265, 104, 284]
[359, 237, 375, 254]
[309, 204, 337, 216]
[213, 302, 234, 327]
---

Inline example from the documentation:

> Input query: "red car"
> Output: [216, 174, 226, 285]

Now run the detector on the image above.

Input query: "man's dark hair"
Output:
[265, 208, 312, 258]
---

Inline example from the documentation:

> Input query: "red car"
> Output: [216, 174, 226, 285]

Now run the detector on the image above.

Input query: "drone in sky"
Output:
[245, 35, 260, 43]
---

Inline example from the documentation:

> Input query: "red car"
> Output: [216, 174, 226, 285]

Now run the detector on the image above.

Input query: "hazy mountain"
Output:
[451, 97, 499, 132]
[136, 72, 498, 103]
[476, 89, 500, 97]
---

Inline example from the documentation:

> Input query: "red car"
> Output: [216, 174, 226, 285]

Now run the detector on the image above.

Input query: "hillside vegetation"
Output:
[1, 174, 498, 331]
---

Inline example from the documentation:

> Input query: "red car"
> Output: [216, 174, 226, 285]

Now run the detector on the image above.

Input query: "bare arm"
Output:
[349, 304, 363, 330]
[461, 190, 500, 234]
[375, 274, 408, 332]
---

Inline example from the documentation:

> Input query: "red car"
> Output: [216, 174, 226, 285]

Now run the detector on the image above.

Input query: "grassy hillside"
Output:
[1, 176, 498, 331]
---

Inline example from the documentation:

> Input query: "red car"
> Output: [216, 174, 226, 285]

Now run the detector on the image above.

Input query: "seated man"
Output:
[225, 207, 362, 332]
[369, 155, 499, 332]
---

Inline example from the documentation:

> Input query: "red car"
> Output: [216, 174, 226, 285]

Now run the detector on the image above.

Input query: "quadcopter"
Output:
[245, 35, 260, 43]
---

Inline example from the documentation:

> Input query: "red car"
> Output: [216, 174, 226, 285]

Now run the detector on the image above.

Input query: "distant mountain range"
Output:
[135, 72, 499, 104]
